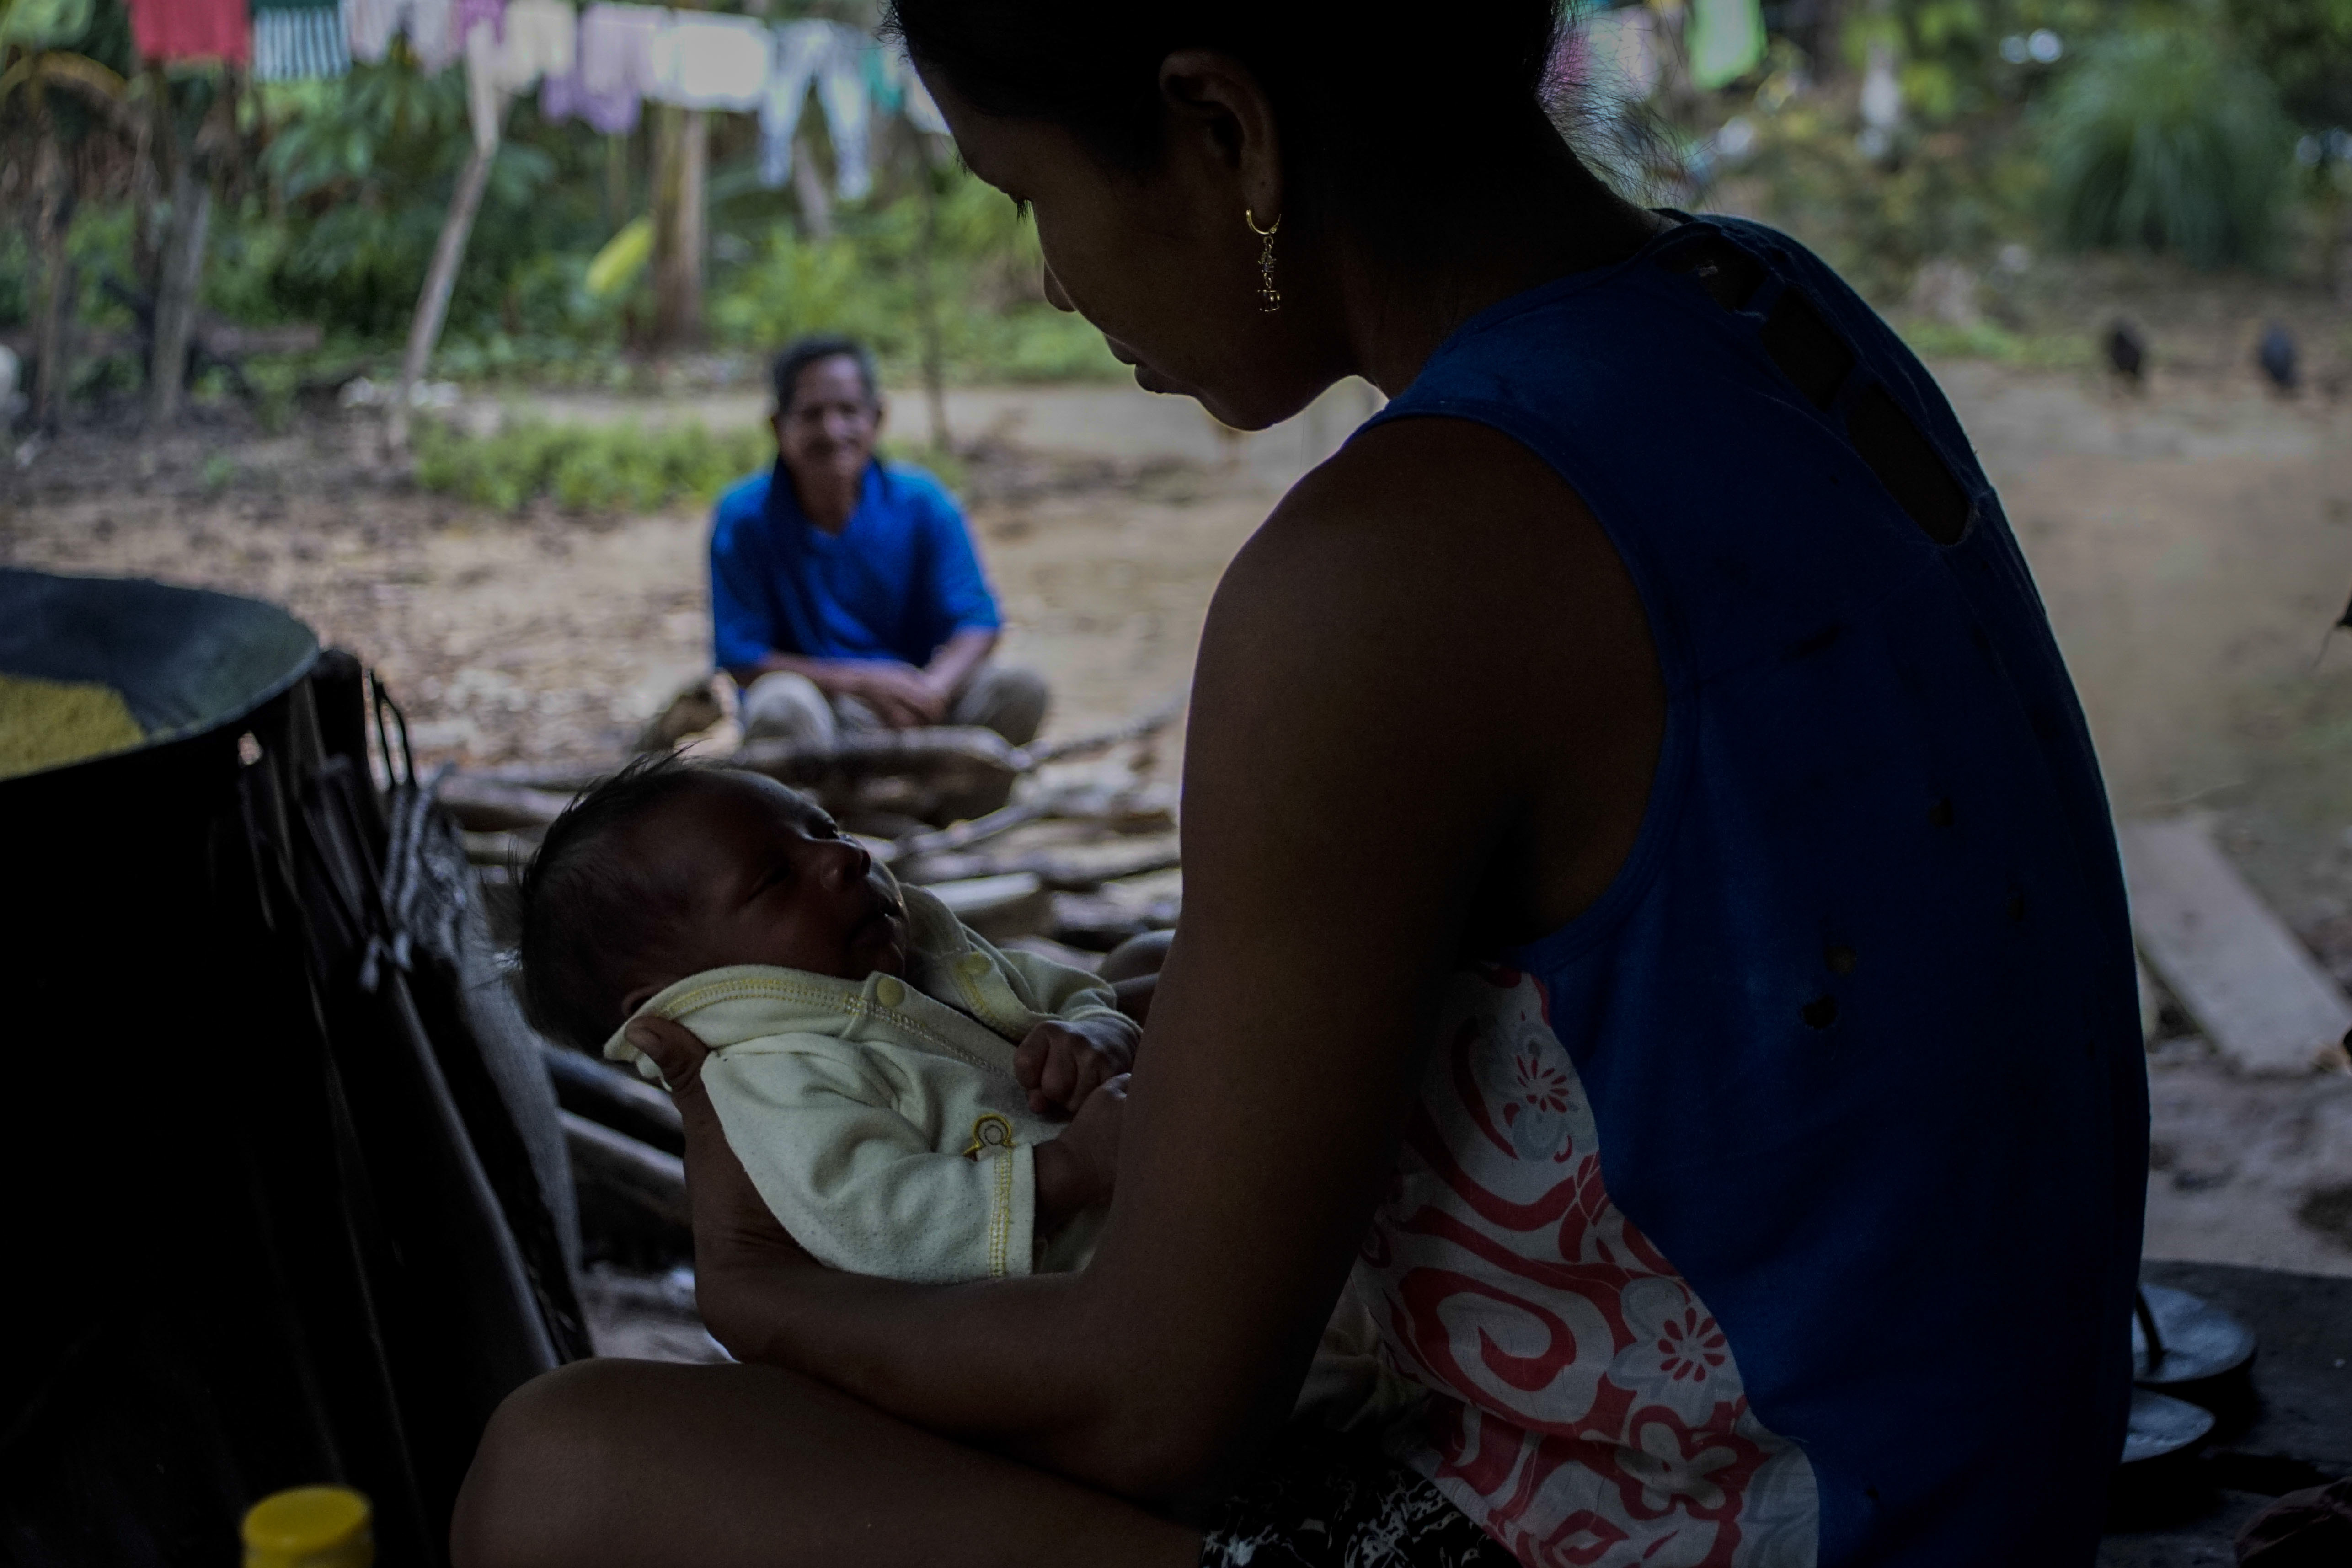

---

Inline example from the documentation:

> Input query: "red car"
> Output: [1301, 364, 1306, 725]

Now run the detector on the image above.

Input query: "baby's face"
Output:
[621, 772, 909, 995]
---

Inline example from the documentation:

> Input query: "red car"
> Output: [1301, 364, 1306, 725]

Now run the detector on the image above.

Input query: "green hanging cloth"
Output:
[0, 0, 96, 49]
[1686, 0, 1764, 89]
[251, 0, 349, 80]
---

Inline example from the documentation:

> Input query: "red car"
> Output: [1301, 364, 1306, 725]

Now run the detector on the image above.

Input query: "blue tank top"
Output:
[1359, 218, 2148, 1563]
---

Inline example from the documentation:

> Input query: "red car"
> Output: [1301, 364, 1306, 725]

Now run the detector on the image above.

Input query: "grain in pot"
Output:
[0, 672, 146, 779]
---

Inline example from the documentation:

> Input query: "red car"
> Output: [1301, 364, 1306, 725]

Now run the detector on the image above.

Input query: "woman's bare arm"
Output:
[677, 417, 1665, 1498]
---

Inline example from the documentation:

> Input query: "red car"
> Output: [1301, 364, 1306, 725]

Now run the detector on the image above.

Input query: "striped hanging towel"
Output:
[253, 0, 350, 80]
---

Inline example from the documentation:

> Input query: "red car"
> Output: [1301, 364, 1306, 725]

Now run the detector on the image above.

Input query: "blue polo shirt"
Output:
[710, 460, 1001, 672]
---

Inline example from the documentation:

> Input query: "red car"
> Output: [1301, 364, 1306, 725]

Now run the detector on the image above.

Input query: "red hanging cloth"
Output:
[128, 0, 252, 64]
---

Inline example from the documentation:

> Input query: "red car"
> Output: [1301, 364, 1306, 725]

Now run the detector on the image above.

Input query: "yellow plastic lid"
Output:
[241, 1485, 374, 1568]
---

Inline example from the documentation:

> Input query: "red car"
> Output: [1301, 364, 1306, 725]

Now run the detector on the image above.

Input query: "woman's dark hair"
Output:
[516, 751, 709, 1051]
[885, 0, 1572, 261]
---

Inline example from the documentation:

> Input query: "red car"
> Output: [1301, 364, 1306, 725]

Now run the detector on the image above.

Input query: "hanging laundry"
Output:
[253, 0, 351, 81]
[0, 0, 94, 49]
[645, 11, 768, 112]
[863, 37, 947, 134]
[127, 0, 249, 63]
[493, 0, 573, 89]
[346, 0, 396, 61]
[453, 0, 501, 48]
[760, 21, 872, 198]
[347, 0, 456, 72]
[465, 13, 502, 149]
[541, 2, 660, 133]
[1686, 0, 1765, 90]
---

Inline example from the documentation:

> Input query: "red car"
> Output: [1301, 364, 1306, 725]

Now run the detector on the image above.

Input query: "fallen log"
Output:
[733, 727, 1022, 788]
[543, 1041, 683, 1155]
[1023, 694, 1186, 765]
[899, 833, 1181, 892]
[437, 773, 577, 832]
[883, 783, 1177, 865]
[880, 798, 1053, 865]
[561, 1110, 690, 1231]
[925, 871, 1052, 941]
[1049, 884, 1182, 949]
[459, 690, 1184, 798]
[462, 829, 535, 868]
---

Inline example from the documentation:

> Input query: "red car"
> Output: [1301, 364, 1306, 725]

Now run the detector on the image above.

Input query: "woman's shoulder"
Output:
[1229, 413, 1616, 619]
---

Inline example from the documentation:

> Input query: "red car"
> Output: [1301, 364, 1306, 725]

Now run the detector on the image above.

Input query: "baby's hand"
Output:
[1013, 1014, 1138, 1115]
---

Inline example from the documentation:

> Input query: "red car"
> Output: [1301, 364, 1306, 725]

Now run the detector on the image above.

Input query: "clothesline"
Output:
[121, 0, 947, 199]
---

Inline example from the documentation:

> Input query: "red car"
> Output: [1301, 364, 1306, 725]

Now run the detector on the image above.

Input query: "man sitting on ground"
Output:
[711, 335, 1047, 750]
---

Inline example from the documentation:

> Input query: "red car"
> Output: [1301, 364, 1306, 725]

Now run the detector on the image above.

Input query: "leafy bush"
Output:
[705, 168, 1121, 384]
[2225, 0, 2352, 128]
[411, 417, 967, 513]
[2037, 27, 2296, 268]
[1732, 100, 2040, 300]
[412, 417, 771, 513]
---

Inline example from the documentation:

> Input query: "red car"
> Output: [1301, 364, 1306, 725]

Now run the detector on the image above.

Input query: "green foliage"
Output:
[410, 415, 971, 514]
[229, 63, 598, 340]
[1735, 101, 2041, 299]
[704, 165, 1121, 383]
[2224, 0, 2352, 126]
[1847, 0, 2106, 124]
[412, 416, 772, 513]
[2037, 27, 2296, 268]
[1899, 318, 2091, 367]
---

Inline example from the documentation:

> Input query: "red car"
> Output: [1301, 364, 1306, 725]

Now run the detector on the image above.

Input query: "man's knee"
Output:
[954, 663, 1050, 747]
[452, 1361, 640, 1568]
[740, 670, 836, 746]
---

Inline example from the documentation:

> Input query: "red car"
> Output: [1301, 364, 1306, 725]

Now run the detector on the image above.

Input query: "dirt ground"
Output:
[5, 345, 2352, 1279]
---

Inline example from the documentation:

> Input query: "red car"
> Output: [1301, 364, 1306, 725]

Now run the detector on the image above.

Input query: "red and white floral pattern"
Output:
[1357, 965, 1818, 1568]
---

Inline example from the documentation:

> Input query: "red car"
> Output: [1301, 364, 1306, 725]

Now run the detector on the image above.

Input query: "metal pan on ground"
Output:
[2122, 1387, 2218, 1466]
[2133, 1283, 2258, 1386]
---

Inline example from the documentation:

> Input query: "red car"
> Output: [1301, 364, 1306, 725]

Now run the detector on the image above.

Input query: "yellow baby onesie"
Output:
[603, 884, 1124, 1283]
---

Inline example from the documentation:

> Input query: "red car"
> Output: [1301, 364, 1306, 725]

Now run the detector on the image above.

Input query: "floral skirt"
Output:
[1199, 1428, 1512, 1568]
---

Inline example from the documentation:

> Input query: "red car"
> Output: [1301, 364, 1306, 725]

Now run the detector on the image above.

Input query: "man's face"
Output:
[772, 355, 881, 492]
[618, 773, 910, 1010]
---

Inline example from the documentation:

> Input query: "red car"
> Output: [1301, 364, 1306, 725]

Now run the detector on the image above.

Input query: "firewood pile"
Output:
[435, 693, 1187, 963]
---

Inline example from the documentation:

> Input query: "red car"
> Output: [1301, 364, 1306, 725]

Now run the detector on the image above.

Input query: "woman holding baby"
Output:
[456, 1, 2147, 1563]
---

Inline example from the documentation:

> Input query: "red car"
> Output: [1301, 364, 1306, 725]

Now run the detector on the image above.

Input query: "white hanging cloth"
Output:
[644, 11, 769, 111]
[759, 20, 872, 199]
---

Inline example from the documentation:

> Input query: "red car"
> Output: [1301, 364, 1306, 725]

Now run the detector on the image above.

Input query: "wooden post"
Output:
[603, 130, 629, 231]
[147, 158, 212, 428]
[387, 96, 505, 456]
[650, 105, 706, 348]
[913, 136, 949, 454]
[791, 131, 833, 241]
[29, 102, 74, 435]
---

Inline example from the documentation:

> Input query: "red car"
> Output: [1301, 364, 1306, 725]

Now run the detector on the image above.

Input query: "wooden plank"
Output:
[923, 872, 1050, 942]
[898, 833, 1181, 892]
[560, 1110, 690, 1231]
[2118, 816, 2352, 1074]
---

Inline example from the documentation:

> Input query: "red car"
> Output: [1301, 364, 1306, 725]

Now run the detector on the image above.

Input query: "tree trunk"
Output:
[603, 131, 629, 231]
[387, 116, 502, 456]
[650, 106, 707, 348]
[30, 115, 75, 435]
[914, 140, 948, 454]
[148, 161, 213, 428]
[791, 133, 833, 242]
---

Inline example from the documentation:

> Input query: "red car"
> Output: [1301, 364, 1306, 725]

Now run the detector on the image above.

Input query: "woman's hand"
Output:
[1032, 1073, 1129, 1230]
[624, 1017, 817, 1355]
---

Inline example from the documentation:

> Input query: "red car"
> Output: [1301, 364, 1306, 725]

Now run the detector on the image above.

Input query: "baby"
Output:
[517, 756, 1137, 1281]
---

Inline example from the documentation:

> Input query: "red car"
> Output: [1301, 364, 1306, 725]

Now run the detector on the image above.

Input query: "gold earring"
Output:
[1245, 208, 1281, 313]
